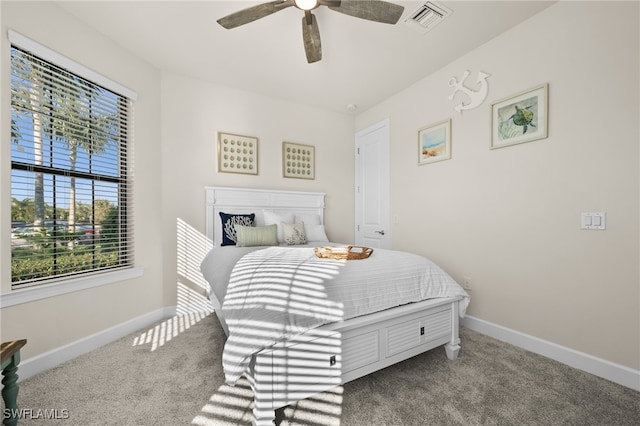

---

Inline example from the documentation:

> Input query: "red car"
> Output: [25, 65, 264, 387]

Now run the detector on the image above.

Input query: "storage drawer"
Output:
[270, 332, 342, 401]
[341, 330, 380, 374]
[420, 308, 451, 342]
[386, 318, 421, 357]
[385, 306, 451, 358]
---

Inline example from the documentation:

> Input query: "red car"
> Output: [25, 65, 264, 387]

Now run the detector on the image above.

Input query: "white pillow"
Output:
[263, 210, 294, 243]
[295, 213, 321, 225]
[304, 224, 329, 242]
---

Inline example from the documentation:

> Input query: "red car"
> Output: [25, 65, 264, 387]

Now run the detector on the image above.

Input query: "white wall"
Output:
[356, 1, 639, 370]
[0, 2, 164, 360]
[159, 72, 355, 309]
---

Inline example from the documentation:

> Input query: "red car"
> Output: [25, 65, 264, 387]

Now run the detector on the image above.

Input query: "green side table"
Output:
[1, 339, 27, 426]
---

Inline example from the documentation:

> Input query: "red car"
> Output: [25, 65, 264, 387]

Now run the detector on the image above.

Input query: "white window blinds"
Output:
[10, 36, 135, 287]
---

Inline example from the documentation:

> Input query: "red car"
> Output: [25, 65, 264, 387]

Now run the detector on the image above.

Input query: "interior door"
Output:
[355, 119, 390, 248]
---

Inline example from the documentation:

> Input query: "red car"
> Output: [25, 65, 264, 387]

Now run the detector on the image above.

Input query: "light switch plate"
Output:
[581, 212, 606, 230]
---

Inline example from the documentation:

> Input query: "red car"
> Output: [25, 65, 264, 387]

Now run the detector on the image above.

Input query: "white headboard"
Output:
[205, 186, 325, 246]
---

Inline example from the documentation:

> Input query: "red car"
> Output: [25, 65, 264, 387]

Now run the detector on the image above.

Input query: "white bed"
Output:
[201, 186, 469, 425]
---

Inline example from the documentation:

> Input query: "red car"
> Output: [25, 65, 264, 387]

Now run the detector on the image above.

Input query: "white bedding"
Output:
[201, 245, 470, 385]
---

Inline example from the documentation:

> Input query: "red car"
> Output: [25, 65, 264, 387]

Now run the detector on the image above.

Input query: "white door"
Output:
[355, 119, 390, 248]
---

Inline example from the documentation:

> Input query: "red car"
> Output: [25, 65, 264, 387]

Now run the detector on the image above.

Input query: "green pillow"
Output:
[234, 224, 278, 247]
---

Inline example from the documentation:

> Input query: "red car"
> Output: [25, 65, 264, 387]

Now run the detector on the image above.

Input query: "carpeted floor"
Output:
[9, 311, 640, 425]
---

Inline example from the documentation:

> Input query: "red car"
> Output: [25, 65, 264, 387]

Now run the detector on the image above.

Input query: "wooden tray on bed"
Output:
[314, 245, 373, 260]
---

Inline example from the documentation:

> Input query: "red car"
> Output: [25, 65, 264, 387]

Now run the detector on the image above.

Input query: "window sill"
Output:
[0, 267, 144, 309]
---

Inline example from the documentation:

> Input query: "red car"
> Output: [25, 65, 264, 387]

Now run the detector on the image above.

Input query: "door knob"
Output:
[375, 230, 385, 235]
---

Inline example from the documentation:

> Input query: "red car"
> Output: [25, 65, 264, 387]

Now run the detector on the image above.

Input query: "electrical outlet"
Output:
[463, 276, 472, 291]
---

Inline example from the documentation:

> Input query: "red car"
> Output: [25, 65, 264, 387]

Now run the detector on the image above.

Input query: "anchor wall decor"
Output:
[448, 70, 490, 114]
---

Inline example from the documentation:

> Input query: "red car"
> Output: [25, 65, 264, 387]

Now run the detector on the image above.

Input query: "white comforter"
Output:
[211, 246, 470, 385]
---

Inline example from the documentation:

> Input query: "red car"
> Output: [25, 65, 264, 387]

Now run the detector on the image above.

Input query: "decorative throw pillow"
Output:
[282, 222, 307, 245]
[263, 210, 294, 243]
[235, 224, 278, 247]
[219, 212, 255, 246]
[304, 224, 329, 242]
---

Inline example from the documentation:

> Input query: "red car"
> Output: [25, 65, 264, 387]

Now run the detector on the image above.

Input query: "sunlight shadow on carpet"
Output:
[280, 386, 344, 425]
[132, 311, 212, 351]
[192, 378, 344, 425]
[192, 378, 254, 425]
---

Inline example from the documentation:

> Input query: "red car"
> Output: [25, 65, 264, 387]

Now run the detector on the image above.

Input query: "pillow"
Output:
[219, 212, 255, 246]
[282, 222, 307, 245]
[234, 224, 278, 247]
[263, 210, 294, 243]
[304, 224, 329, 242]
[294, 213, 321, 225]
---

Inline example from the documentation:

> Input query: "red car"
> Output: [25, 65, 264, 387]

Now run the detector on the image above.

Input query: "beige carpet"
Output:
[9, 311, 640, 425]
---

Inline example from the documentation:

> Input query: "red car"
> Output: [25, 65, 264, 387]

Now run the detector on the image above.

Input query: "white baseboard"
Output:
[18, 306, 176, 382]
[461, 315, 640, 391]
[17, 310, 639, 392]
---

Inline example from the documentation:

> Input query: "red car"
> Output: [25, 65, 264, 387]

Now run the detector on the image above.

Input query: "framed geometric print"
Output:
[218, 132, 258, 175]
[282, 142, 315, 179]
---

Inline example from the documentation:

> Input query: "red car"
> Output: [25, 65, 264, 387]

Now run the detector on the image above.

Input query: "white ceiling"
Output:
[55, 1, 555, 114]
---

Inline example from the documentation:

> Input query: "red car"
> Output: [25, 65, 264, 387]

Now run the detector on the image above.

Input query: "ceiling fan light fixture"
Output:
[218, 0, 405, 62]
[294, 0, 318, 11]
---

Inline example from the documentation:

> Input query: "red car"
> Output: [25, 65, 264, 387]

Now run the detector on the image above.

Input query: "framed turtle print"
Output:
[491, 83, 548, 149]
[218, 132, 258, 175]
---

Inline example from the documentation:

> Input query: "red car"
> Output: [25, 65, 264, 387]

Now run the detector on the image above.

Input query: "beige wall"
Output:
[0, 1, 355, 363]
[356, 1, 639, 370]
[2, 0, 637, 376]
[159, 72, 356, 309]
[0, 2, 164, 359]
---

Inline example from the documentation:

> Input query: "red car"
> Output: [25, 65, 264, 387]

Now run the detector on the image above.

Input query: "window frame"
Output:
[6, 31, 141, 296]
[0, 268, 144, 308]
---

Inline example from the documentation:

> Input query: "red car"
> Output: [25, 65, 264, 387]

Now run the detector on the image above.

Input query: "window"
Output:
[10, 37, 134, 288]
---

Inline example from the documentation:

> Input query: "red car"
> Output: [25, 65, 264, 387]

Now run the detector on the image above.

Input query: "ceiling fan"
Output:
[217, 0, 405, 63]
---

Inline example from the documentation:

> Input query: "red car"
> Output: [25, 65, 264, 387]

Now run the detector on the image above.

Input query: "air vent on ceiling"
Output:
[404, 1, 452, 35]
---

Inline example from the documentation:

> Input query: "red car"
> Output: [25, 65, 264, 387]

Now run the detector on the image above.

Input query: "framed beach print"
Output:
[283, 142, 315, 179]
[418, 119, 452, 165]
[217, 132, 258, 175]
[491, 83, 548, 149]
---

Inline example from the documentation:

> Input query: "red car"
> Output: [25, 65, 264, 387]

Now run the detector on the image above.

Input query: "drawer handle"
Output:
[329, 355, 337, 366]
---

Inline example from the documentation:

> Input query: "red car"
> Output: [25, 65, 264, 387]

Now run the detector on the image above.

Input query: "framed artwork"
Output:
[282, 142, 315, 179]
[418, 119, 452, 165]
[491, 83, 548, 149]
[217, 132, 258, 175]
